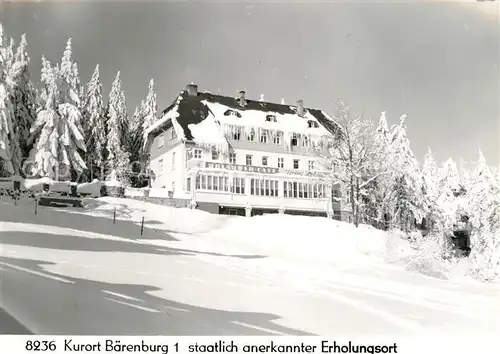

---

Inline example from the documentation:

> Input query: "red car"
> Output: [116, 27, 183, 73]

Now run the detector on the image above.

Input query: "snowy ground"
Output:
[0, 196, 499, 336]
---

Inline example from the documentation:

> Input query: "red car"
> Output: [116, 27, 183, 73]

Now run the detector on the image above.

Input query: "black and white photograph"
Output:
[0, 0, 499, 339]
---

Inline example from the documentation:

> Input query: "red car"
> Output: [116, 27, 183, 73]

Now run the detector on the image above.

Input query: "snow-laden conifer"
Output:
[29, 40, 86, 179]
[389, 115, 425, 231]
[82, 64, 106, 179]
[141, 79, 157, 132]
[466, 150, 500, 281]
[10, 33, 37, 159]
[0, 24, 17, 175]
[105, 71, 130, 184]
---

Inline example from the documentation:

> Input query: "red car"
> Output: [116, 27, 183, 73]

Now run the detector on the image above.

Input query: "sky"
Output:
[0, 0, 498, 166]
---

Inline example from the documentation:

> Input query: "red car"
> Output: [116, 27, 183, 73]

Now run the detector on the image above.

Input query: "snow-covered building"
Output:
[144, 83, 345, 218]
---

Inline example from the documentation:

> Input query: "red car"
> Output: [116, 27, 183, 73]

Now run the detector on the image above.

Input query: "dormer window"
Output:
[291, 133, 299, 147]
[265, 115, 277, 123]
[224, 109, 242, 118]
[307, 120, 319, 128]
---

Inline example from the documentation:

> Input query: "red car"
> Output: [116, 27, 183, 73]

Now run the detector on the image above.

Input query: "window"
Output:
[262, 156, 268, 166]
[307, 120, 319, 128]
[293, 159, 299, 170]
[246, 155, 252, 166]
[308, 160, 314, 171]
[345, 190, 351, 204]
[247, 128, 256, 141]
[251, 179, 279, 197]
[291, 133, 299, 147]
[229, 152, 236, 164]
[186, 177, 191, 192]
[260, 129, 268, 143]
[231, 177, 245, 195]
[233, 126, 241, 140]
[278, 158, 284, 168]
[332, 189, 341, 198]
[171, 181, 176, 192]
[211, 147, 219, 160]
[265, 115, 277, 123]
[283, 181, 327, 199]
[171, 128, 177, 140]
[195, 174, 230, 192]
[157, 134, 164, 148]
[302, 135, 309, 147]
[158, 158, 163, 174]
[273, 131, 282, 145]
[224, 109, 242, 118]
[171, 152, 176, 170]
[194, 149, 202, 159]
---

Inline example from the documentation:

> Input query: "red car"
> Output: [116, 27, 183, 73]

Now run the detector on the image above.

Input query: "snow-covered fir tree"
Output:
[421, 147, 440, 229]
[58, 38, 80, 107]
[370, 111, 394, 229]
[466, 150, 500, 281]
[141, 79, 157, 132]
[29, 41, 87, 180]
[389, 115, 425, 231]
[0, 23, 17, 176]
[10, 33, 37, 159]
[126, 103, 148, 187]
[81, 64, 106, 180]
[105, 71, 130, 184]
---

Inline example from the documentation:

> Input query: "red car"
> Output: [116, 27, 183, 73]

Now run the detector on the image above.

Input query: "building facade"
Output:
[145, 84, 349, 219]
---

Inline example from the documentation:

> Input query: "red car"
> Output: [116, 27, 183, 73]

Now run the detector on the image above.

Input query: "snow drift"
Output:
[68, 197, 495, 282]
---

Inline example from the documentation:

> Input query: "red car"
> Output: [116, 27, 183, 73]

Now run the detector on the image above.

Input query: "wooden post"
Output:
[113, 208, 116, 224]
[140, 216, 145, 236]
[34, 198, 38, 214]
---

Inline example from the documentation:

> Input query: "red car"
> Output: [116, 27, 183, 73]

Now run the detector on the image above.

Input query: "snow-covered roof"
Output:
[145, 88, 340, 148]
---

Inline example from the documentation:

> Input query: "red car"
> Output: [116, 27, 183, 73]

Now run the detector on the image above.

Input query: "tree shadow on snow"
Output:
[0, 230, 265, 259]
[0, 256, 308, 335]
[0, 201, 178, 242]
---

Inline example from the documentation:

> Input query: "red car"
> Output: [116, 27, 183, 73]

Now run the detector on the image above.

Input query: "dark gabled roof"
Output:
[152, 89, 340, 142]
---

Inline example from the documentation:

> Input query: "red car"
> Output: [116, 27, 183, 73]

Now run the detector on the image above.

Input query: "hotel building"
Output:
[144, 83, 347, 219]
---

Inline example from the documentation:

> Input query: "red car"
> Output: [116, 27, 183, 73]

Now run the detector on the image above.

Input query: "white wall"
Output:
[150, 144, 186, 197]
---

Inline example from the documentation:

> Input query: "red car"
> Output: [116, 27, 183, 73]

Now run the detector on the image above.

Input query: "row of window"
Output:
[192, 175, 246, 194]
[250, 179, 280, 197]
[156, 122, 321, 150]
[283, 181, 327, 199]
[189, 174, 329, 199]
[223, 112, 320, 129]
[224, 125, 318, 148]
[188, 148, 315, 171]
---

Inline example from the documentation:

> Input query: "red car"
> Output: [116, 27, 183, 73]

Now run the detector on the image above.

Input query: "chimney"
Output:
[238, 90, 246, 107]
[297, 99, 305, 117]
[186, 83, 198, 97]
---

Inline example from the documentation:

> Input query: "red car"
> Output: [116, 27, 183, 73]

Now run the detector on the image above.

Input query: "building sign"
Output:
[283, 169, 331, 179]
[205, 162, 279, 174]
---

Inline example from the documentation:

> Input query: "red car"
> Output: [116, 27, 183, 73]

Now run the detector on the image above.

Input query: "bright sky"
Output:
[1, 0, 498, 166]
